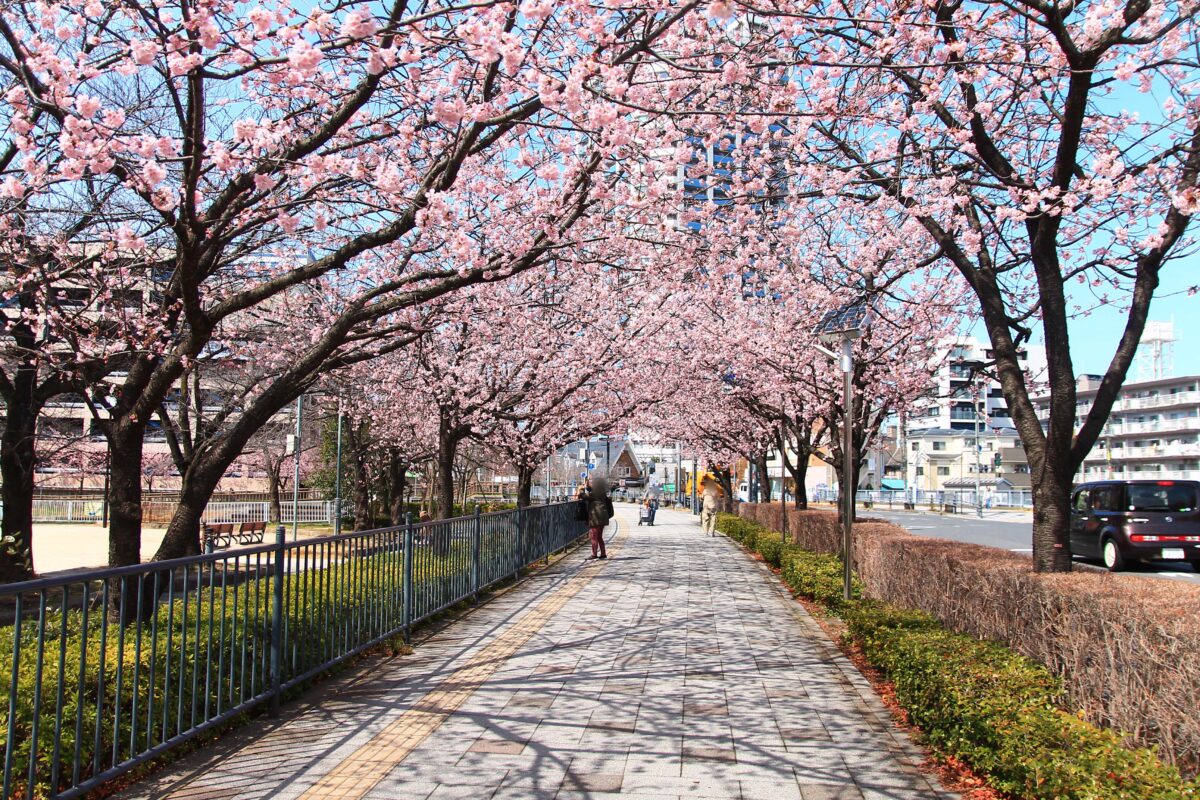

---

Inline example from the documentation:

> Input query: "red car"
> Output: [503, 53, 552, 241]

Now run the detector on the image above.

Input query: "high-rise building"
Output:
[907, 337, 1048, 433]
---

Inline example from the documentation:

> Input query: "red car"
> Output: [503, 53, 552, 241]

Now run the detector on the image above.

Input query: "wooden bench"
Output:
[236, 520, 267, 544]
[204, 522, 235, 549]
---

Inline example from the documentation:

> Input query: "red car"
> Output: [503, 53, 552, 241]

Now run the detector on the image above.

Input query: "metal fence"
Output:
[25, 500, 339, 526]
[807, 488, 1034, 511]
[0, 502, 587, 799]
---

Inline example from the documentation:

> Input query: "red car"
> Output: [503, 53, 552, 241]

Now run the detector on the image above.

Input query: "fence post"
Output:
[269, 525, 285, 717]
[472, 507, 482, 599]
[402, 513, 414, 643]
[513, 506, 523, 580]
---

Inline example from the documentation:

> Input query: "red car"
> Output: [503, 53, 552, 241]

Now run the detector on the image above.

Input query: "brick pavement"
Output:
[120, 506, 956, 800]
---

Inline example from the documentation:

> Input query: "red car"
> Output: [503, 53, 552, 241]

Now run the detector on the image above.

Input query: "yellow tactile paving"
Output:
[297, 525, 625, 800]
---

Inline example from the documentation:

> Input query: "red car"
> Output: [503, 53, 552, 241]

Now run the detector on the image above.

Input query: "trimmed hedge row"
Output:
[738, 503, 1200, 776]
[715, 513, 1200, 799]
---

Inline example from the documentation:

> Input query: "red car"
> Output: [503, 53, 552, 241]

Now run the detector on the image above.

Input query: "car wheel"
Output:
[1102, 537, 1126, 572]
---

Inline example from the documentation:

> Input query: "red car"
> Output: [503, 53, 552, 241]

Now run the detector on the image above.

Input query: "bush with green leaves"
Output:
[0, 537, 491, 799]
[714, 513, 760, 546]
[779, 549, 862, 611]
[844, 602, 1199, 799]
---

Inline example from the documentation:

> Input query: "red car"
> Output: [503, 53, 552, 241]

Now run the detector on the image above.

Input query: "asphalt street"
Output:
[869, 509, 1200, 585]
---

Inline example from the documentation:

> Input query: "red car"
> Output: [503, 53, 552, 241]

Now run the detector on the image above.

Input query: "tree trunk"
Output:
[436, 417, 460, 520]
[153, 467, 219, 559]
[107, 417, 147, 567]
[353, 463, 371, 530]
[753, 453, 771, 503]
[388, 450, 408, 526]
[777, 428, 811, 510]
[0, 385, 40, 582]
[266, 460, 282, 523]
[715, 467, 735, 513]
[516, 464, 534, 508]
[788, 457, 809, 510]
[1031, 476, 1074, 571]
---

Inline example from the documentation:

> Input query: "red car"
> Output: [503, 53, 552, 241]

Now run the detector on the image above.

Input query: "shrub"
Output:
[714, 513, 760, 546]
[844, 602, 1199, 799]
[780, 549, 861, 611]
[755, 534, 784, 568]
[0, 541, 486, 799]
[739, 503, 1200, 775]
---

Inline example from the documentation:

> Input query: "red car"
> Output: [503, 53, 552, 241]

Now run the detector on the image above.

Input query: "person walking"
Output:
[700, 477, 723, 536]
[646, 484, 660, 526]
[580, 477, 612, 559]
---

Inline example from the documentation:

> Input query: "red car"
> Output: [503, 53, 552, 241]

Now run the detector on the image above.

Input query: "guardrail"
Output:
[0, 502, 586, 799]
[808, 489, 1034, 511]
[25, 500, 339, 526]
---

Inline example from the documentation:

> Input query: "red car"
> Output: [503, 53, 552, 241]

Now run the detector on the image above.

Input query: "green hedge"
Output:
[844, 603, 1198, 799]
[718, 511, 1199, 799]
[780, 549, 861, 611]
[0, 539, 485, 799]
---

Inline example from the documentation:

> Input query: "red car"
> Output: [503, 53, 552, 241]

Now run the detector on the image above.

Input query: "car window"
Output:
[1126, 484, 1198, 512]
[1090, 486, 1122, 511]
[1072, 490, 1090, 513]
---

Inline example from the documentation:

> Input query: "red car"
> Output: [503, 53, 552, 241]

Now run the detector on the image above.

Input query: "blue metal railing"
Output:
[0, 502, 586, 799]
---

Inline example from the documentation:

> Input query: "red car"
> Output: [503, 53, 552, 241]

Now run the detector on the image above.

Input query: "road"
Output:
[868, 509, 1200, 585]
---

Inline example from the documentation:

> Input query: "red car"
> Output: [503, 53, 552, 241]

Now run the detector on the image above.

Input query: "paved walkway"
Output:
[122, 507, 952, 800]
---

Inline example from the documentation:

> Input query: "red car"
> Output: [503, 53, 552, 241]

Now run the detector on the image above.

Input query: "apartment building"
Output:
[1039, 374, 1200, 481]
[904, 427, 1028, 496]
[908, 337, 1048, 432]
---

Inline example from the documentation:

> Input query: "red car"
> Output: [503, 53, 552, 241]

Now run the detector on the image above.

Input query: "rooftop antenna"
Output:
[1135, 320, 1176, 382]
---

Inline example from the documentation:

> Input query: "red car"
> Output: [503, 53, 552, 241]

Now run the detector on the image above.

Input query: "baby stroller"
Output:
[638, 502, 653, 526]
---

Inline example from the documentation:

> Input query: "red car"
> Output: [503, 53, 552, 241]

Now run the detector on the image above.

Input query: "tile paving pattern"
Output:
[120, 507, 955, 799]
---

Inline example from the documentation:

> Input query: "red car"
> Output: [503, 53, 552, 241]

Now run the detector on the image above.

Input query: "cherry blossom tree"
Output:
[745, 0, 1200, 569]
[0, 0, 739, 574]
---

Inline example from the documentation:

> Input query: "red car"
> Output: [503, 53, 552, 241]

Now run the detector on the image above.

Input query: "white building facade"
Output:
[908, 337, 1048, 433]
[1039, 374, 1200, 482]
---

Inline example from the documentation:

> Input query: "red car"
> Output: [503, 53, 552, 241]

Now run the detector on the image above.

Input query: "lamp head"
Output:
[814, 298, 873, 343]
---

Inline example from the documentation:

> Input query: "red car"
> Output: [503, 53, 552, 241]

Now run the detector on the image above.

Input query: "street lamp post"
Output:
[815, 299, 873, 602]
[291, 394, 303, 542]
[333, 400, 343, 536]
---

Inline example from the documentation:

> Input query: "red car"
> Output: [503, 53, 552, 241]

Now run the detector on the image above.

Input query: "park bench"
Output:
[204, 522, 236, 549]
[236, 520, 267, 544]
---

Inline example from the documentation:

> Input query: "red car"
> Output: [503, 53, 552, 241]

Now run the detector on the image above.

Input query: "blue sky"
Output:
[973, 259, 1199, 377]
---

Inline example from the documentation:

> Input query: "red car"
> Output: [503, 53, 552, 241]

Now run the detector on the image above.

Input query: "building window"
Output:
[932, 441, 946, 451]
[937, 466, 951, 476]
[911, 442, 919, 452]
[915, 467, 924, 476]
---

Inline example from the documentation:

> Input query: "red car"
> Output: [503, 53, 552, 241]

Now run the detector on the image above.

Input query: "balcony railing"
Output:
[1085, 443, 1200, 461]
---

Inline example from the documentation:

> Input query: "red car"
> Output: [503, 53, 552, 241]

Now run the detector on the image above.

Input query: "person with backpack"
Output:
[580, 476, 613, 559]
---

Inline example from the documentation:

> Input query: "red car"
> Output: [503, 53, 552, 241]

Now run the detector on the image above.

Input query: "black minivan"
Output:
[1069, 480, 1200, 571]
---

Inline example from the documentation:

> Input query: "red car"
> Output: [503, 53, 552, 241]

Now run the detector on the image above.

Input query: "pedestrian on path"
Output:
[700, 477, 722, 536]
[579, 477, 612, 559]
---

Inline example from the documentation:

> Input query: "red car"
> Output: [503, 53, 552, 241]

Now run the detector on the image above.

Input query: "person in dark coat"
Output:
[579, 477, 612, 559]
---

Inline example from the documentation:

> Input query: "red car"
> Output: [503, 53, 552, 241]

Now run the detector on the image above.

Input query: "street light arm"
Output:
[812, 342, 839, 360]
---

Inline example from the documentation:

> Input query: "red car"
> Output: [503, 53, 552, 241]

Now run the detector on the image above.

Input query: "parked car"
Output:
[1069, 480, 1200, 571]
